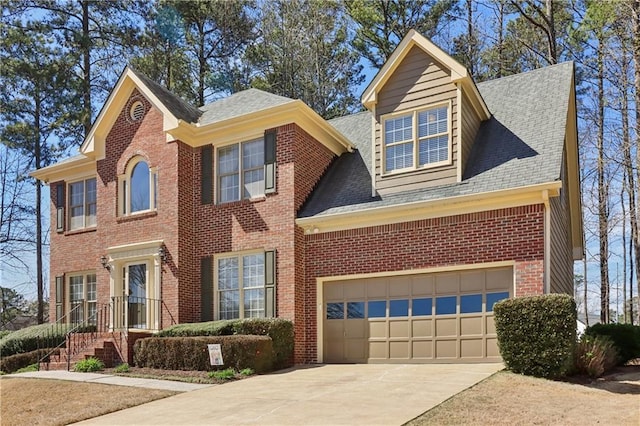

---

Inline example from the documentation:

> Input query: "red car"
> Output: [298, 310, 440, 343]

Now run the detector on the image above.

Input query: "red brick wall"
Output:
[301, 204, 546, 362]
[49, 89, 185, 325]
[191, 123, 334, 350]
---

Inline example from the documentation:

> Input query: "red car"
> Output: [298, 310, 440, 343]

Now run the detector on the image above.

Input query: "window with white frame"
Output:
[68, 178, 97, 230]
[217, 138, 264, 203]
[68, 273, 97, 324]
[383, 104, 450, 173]
[217, 253, 265, 319]
[119, 158, 157, 215]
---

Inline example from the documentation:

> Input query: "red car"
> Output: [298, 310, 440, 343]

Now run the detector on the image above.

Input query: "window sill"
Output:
[381, 160, 452, 178]
[117, 210, 158, 223]
[217, 195, 267, 207]
[64, 227, 97, 236]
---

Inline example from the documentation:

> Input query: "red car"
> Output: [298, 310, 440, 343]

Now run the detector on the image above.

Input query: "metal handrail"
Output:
[36, 303, 93, 369]
[111, 296, 176, 330]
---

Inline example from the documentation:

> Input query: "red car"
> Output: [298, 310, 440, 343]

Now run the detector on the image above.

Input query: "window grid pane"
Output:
[130, 161, 151, 212]
[242, 254, 264, 289]
[69, 182, 84, 229]
[385, 142, 413, 171]
[419, 135, 448, 165]
[384, 115, 412, 144]
[219, 174, 240, 203]
[244, 288, 264, 318]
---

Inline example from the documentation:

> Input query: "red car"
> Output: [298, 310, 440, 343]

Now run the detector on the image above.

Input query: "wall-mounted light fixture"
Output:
[100, 255, 111, 271]
[158, 246, 167, 264]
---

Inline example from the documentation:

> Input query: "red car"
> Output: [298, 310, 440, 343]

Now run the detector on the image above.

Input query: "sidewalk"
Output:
[3, 370, 213, 392]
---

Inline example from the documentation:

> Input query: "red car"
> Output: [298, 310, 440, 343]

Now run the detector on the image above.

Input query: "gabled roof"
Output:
[299, 62, 577, 226]
[361, 29, 490, 120]
[129, 68, 202, 124]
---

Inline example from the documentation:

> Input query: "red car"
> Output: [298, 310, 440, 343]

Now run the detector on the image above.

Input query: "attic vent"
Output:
[130, 101, 145, 121]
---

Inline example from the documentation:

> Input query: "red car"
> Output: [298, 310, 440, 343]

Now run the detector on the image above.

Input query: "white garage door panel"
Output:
[322, 266, 512, 363]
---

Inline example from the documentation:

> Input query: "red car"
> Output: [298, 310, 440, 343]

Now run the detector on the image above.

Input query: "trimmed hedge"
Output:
[0, 348, 59, 374]
[494, 294, 576, 378]
[133, 335, 273, 373]
[158, 318, 294, 369]
[585, 323, 640, 365]
[0, 323, 74, 357]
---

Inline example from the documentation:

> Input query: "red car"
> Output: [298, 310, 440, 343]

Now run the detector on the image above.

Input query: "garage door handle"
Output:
[343, 330, 346, 337]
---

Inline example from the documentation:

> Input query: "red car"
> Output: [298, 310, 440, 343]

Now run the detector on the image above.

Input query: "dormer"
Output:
[362, 30, 490, 196]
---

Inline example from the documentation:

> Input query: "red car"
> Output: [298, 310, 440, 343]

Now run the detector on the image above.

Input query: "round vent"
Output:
[130, 101, 145, 121]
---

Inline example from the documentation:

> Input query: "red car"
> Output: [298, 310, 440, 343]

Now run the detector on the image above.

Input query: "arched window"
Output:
[119, 157, 157, 216]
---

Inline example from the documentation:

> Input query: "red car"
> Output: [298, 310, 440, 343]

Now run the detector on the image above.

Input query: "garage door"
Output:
[322, 266, 511, 363]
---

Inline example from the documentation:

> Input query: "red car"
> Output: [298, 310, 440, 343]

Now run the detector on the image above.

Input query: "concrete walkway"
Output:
[73, 363, 503, 425]
[4, 370, 212, 392]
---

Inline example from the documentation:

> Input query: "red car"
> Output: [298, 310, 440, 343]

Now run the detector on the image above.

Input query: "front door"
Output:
[124, 263, 148, 328]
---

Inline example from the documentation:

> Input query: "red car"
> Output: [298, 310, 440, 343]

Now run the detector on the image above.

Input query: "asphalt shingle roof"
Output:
[299, 62, 574, 218]
[198, 89, 295, 126]
[130, 68, 202, 124]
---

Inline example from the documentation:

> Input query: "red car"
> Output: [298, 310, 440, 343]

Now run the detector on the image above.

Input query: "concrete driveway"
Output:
[76, 363, 503, 425]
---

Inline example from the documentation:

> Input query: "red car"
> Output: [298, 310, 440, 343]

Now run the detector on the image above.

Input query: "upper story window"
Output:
[383, 103, 450, 173]
[68, 178, 96, 230]
[119, 157, 158, 216]
[217, 138, 264, 203]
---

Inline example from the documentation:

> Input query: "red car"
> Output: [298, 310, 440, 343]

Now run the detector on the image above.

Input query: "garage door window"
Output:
[368, 301, 386, 318]
[412, 298, 432, 316]
[389, 299, 409, 317]
[460, 294, 483, 313]
[486, 292, 509, 311]
[436, 296, 457, 315]
[327, 302, 344, 319]
[347, 302, 365, 318]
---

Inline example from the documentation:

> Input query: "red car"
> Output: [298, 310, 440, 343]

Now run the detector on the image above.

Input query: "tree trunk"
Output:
[545, 0, 557, 64]
[596, 38, 609, 323]
[34, 86, 44, 324]
[631, 0, 640, 322]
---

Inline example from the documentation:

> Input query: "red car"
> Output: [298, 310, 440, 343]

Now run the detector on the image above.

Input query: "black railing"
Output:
[36, 302, 107, 369]
[111, 296, 176, 331]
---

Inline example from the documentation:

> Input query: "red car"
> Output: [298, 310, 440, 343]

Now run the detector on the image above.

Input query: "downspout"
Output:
[542, 190, 551, 294]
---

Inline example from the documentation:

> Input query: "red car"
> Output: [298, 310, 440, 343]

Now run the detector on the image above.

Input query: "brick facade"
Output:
[301, 204, 546, 363]
[47, 88, 554, 366]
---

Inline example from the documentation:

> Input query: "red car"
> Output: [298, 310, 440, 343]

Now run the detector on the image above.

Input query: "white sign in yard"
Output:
[207, 344, 224, 366]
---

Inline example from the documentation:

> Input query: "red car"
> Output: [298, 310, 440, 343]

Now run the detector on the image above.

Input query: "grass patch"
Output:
[113, 362, 130, 373]
[0, 378, 175, 426]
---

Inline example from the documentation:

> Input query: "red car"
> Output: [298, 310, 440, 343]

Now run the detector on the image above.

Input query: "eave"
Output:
[296, 181, 562, 235]
[169, 100, 355, 155]
[30, 155, 95, 184]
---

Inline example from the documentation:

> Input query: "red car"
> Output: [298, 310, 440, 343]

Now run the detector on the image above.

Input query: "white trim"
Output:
[298, 181, 562, 234]
[315, 261, 515, 363]
[371, 105, 377, 197]
[456, 87, 463, 182]
[380, 101, 452, 176]
[118, 156, 158, 217]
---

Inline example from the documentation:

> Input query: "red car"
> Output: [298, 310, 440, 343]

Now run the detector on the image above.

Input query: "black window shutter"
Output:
[264, 130, 277, 193]
[200, 256, 213, 321]
[55, 275, 64, 321]
[201, 145, 213, 204]
[264, 250, 276, 317]
[56, 184, 65, 233]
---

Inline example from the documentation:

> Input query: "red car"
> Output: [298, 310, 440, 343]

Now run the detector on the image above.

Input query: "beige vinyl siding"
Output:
[460, 91, 482, 175]
[375, 46, 458, 195]
[549, 155, 574, 295]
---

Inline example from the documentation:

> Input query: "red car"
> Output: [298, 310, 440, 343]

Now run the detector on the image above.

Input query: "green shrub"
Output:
[208, 367, 236, 380]
[133, 335, 273, 373]
[158, 318, 294, 369]
[239, 368, 254, 376]
[74, 357, 105, 372]
[0, 323, 72, 357]
[0, 330, 12, 339]
[584, 323, 640, 365]
[494, 294, 576, 378]
[574, 335, 618, 377]
[0, 348, 58, 374]
[113, 363, 130, 373]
